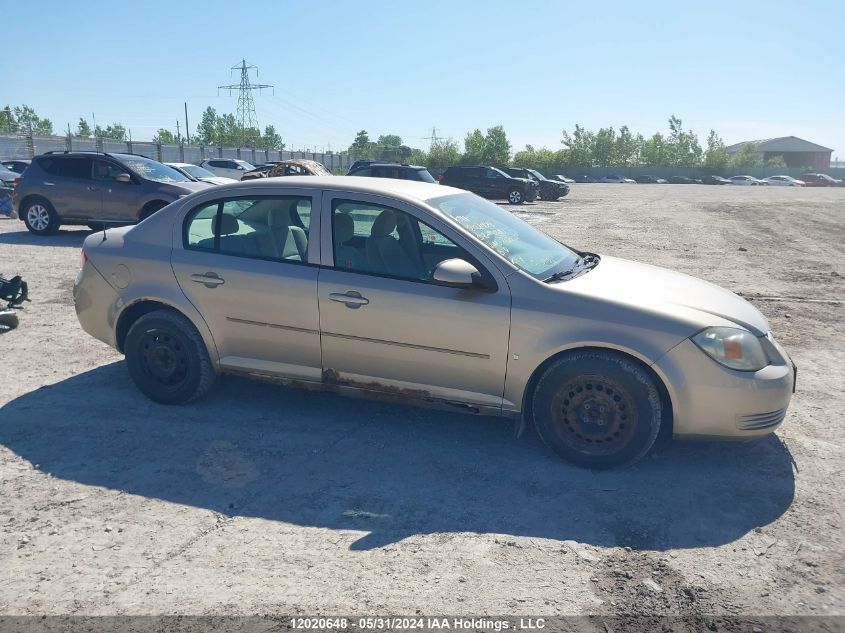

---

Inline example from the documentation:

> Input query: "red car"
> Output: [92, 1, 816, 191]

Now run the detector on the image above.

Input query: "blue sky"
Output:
[3, 0, 843, 157]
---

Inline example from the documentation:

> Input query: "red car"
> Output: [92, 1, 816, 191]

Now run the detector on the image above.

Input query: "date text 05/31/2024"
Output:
[289, 617, 547, 631]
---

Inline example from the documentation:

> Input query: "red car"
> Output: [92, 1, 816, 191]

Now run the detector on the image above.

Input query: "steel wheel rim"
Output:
[138, 329, 188, 389]
[550, 374, 638, 456]
[27, 205, 49, 231]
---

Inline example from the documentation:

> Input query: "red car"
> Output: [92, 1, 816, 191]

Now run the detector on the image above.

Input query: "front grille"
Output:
[736, 408, 787, 431]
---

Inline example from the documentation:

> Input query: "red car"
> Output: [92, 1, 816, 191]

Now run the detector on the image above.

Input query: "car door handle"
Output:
[86, 185, 99, 191]
[43, 182, 55, 186]
[329, 291, 369, 307]
[191, 272, 225, 287]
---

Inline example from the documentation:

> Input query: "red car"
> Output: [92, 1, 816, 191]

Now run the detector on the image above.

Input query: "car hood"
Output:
[563, 255, 770, 335]
[164, 180, 214, 195]
[200, 176, 237, 185]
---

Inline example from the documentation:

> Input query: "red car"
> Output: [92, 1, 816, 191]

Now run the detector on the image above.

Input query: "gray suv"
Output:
[15, 152, 212, 235]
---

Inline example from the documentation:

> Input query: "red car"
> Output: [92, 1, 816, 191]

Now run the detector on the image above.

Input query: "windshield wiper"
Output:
[544, 257, 584, 283]
[543, 254, 599, 283]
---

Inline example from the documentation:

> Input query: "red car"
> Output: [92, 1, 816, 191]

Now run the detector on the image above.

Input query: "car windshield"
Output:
[180, 165, 216, 179]
[235, 160, 255, 170]
[427, 192, 580, 280]
[527, 169, 547, 181]
[121, 157, 191, 183]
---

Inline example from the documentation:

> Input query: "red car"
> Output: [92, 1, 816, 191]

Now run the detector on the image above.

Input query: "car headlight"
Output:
[691, 327, 769, 371]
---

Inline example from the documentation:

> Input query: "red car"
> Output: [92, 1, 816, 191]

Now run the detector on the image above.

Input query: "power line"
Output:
[218, 59, 273, 146]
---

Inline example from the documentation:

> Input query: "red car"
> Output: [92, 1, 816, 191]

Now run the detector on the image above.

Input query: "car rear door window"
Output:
[184, 196, 311, 263]
[49, 157, 93, 179]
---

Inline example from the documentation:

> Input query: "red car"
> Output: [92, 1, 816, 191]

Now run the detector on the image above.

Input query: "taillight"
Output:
[81, 250, 88, 266]
[13, 177, 22, 186]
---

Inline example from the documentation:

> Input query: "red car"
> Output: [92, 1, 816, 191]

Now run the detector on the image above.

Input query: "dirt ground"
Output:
[0, 184, 843, 620]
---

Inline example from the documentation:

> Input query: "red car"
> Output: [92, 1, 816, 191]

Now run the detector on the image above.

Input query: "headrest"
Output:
[268, 203, 294, 228]
[334, 212, 354, 243]
[217, 214, 239, 236]
[370, 210, 396, 237]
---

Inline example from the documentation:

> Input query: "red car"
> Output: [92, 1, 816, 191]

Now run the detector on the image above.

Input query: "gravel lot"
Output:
[0, 184, 843, 620]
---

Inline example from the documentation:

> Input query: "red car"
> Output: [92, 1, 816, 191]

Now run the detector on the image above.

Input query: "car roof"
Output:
[201, 176, 462, 203]
[165, 162, 193, 167]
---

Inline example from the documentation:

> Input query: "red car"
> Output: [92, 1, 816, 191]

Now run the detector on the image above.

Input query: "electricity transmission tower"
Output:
[218, 59, 273, 146]
[422, 127, 441, 148]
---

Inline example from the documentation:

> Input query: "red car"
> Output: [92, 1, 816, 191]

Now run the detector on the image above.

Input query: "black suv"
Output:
[438, 166, 539, 204]
[14, 152, 211, 235]
[347, 162, 436, 182]
[501, 167, 569, 201]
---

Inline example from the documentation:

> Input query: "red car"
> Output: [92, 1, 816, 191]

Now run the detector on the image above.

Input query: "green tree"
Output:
[731, 143, 762, 168]
[195, 107, 219, 145]
[154, 129, 176, 144]
[95, 123, 126, 141]
[615, 126, 641, 166]
[666, 115, 702, 167]
[0, 106, 17, 133]
[765, 155, 786, 168]
[14, 105, 53, 136]
[348, 130, 376, 158]
[427, 138, 461, 168]
[641, 133, 669, 166]
[592, 127, 617, 166]
[482, 125, 511, 165]
[377, 134, 402, 148]
[703, 130, 729, 173]
[462, 129, 486, 164]
[560, 125, 594, 169]
[76, 118, 92, 138]
[262, 124, 284, 150]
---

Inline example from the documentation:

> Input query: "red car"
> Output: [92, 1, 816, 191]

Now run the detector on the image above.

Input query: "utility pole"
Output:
[176, 120, 181, 143]
[184, 102, 190, 144]
[218, 59, 273, 147]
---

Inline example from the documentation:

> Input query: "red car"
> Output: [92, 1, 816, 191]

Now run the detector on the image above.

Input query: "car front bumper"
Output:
[654, 339, 795, 439]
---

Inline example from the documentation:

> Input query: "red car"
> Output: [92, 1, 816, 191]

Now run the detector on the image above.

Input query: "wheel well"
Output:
[522, 346, 674, 439]
[18, 194, 51, 212]
[139, 200, 168, 219]
[115, 300, 178, 353]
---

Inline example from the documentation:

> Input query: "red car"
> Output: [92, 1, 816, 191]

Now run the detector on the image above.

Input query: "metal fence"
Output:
[0, 133, 354, 173]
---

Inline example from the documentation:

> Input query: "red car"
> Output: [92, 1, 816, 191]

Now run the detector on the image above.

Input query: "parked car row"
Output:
[566, 172, 844, 186]
[346, 162, 570, 204]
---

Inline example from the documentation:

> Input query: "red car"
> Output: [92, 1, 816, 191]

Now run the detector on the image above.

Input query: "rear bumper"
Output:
[654, 339, 794, 439]
[73, 261, 119, 348]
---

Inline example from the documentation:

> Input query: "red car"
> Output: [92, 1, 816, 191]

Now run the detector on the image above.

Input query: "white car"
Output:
[762, 175, 805, 187]
[729, 175, 764, 186]
[199, 158, 255, 181]
[165, 163, 238, 186]
[600, 174, 636, 184]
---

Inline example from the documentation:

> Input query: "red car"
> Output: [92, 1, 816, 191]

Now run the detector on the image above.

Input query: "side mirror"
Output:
[115, 173, 131, 184]
[431, 258, 484, 289]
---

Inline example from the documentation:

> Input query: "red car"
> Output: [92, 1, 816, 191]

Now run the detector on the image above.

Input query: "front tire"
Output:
[125, 309, 215, 405]
[531, 350, 662, 469]
[22, 198, 59, 235]
[507, 188, 525, 205]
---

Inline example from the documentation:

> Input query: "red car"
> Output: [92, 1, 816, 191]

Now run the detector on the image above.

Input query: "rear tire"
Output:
[507, 188, 525, 205]
[531, 349, 662, 469]
[22, 198, 59, 235]
[124, 309, 215, 405]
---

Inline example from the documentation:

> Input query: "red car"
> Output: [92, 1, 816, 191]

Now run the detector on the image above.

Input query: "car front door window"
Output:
[331, 200, 464, 282]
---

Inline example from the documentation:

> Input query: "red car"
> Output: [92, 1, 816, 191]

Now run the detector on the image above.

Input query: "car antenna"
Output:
[92, 112, 107, 242]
